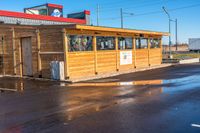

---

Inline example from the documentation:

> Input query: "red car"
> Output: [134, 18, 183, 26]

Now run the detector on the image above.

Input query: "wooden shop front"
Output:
[63, 25, 168, 80]
[0, 24, 168, 81]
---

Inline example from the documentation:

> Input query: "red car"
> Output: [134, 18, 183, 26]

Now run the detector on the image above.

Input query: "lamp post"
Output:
[175, 19, 178, 51]
[162, 6, 172, 58]
[170, 19, 178, 51]
[120, 8, 134, 28]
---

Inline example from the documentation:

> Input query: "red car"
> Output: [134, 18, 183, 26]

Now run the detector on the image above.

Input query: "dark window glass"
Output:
[118, 37, 133, 50]
[150, 38, 161, 48]
[136, 38, 148, 49]
[68, 35, 93, 52]
[97, 37, 115, 50]
[39, 9, 48, 15]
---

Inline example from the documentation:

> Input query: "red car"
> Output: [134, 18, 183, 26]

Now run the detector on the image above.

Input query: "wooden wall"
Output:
[149, 48, 162, 66]
[14, 28, 38, 76]
[135, 49, 149, 68]
[67, 49, 162, 80]
[0, 29, 14, 75]
[97, 51, 117, 74]
[0, 26, 63, 78]
[0, 26, 65, 79]
[68, 52, 95, 78]
[39, 28, 64, 78]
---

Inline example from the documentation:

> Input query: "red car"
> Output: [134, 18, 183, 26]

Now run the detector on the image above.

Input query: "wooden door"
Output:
[22, 37, 33, 76]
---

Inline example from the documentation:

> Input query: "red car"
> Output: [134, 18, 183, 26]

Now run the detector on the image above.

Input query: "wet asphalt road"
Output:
[0, 64, 200, 133]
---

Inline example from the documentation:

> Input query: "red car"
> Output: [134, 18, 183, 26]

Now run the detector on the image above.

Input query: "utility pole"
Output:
[169, 18, 178, 51]
[175, 19, 178, 51]
[163, 6, 172, 58]
[97, 4, 100, 26]
[120, 8, 123, 28]
[120, 8, 134, 29]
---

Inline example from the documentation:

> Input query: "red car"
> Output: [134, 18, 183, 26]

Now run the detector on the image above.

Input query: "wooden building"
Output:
[0, 24, 168, 81]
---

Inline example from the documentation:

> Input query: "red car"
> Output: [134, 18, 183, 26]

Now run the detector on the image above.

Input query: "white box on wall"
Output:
[120, 51, 133, 65]
[50, 61, 65, 81]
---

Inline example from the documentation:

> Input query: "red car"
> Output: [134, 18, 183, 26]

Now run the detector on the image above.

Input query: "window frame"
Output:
[150, 38, 161, 49]
[96, 36, 116, 51]
[118, 37, 133, 50]
[67, 34, 93, 52]
[135, 38, 149, 49]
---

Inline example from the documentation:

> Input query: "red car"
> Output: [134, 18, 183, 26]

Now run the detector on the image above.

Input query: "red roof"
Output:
[0, 10, 86, 24]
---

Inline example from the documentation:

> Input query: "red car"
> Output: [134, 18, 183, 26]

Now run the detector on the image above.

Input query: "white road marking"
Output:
[191, 124, 200, 128]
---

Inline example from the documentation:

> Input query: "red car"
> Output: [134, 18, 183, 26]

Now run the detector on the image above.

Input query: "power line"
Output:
[90, 0, 164, 11]
[100, 0, 162, 9]
[99, 0, 169, 11]
[100, 3, 200, 20]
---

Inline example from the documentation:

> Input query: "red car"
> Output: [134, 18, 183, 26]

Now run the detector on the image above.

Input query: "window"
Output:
[136, 38, 148, 49]
[68, 35, 93, 52]
[97, 37, 115, 50]
[118, 37, 133, 50]
[150, 38, 161, 48]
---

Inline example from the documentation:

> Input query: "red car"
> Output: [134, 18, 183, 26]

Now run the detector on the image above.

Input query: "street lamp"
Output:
[170, 19, 178, 51]
[120, 8, 134, 28]
[162, 6, 172, 58]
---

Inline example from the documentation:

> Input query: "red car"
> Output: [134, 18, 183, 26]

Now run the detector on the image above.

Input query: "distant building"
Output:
[0, 3, 90, 25]
[189, 38, 200, 51]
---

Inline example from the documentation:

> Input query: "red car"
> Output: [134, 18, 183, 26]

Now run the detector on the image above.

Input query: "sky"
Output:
[1, 0, 200, 44]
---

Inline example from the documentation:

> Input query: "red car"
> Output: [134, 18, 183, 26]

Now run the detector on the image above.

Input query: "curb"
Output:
[179, 58, 200, 64]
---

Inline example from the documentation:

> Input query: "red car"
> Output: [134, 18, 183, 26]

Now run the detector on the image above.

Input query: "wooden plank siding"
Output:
[97, 51, 117, 74]
[39, 28, 64, 78]
[135, 49, 149, 68]
[68, 52, 95, 78]
[67, 49, 161, 79]
[149, 48, 162, 66]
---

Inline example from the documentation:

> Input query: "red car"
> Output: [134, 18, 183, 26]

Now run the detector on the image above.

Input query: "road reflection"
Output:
[59, 79, 163, 121]
[0, 78, 164, 133]
[0, 79, 24, 93]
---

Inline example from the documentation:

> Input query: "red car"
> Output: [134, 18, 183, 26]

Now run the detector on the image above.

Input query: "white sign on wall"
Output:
[120, 51, 132, 65]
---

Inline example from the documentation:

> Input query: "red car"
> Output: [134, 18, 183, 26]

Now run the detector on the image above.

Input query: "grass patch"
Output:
[172, 53, 200, 60]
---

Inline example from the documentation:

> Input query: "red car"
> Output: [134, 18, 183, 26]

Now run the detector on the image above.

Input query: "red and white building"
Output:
[0, 3, 90, 25]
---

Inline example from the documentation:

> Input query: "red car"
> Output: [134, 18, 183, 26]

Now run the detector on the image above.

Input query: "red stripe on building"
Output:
[47, 3, 63, 9]
[0, 10, 86, 24]
[84, 10, 91, 15]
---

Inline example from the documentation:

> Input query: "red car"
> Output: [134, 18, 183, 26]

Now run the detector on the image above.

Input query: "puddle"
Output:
[67, 79, 163, 87]
[162, 75, 200, 93]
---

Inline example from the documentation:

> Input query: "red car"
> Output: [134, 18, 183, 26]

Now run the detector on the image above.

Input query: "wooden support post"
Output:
[160, 38, 163, 64]
[12, 28, 16, 75]
[1, 36, 5, 75]
[62, 28, 69, 79]
[36, 29, 42, 77]
[148, 38, 151, 67]
[133, 37, 136, 68]
[115, 37, 119, 71]
[19, 40, 23, 77]
[93, 36, 98, 74]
